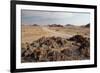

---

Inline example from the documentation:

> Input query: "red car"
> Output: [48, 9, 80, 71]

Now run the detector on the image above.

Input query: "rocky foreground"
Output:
[21, 35, 90, 63]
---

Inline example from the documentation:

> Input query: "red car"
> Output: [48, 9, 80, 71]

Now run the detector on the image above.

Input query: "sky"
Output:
[21, 10, 90, 26]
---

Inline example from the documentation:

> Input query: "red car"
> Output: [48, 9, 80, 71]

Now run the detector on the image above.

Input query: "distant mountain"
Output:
[65, 24, 74, 26]
[80, 23, 90, 28]
[48, 24, 64, 27]
[84, 23, 90, 27]
[32, 24, 39, 26]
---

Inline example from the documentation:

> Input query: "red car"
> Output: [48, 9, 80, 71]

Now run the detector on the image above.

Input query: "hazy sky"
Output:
[21, 10, 90, 26]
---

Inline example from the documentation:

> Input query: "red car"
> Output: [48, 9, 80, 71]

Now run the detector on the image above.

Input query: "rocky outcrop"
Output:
[21, 35, 90, 63]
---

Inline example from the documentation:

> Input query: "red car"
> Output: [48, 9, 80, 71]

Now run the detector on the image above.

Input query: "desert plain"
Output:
[21, 24, 90, 63]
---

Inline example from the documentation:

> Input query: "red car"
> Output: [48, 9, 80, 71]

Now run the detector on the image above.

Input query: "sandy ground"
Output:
[21, 25, 90, 43]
